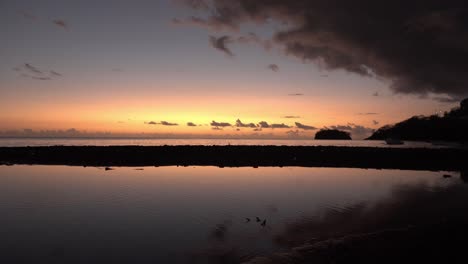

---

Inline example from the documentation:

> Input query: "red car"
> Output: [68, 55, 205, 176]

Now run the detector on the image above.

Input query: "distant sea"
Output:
[0, 138, 461, 148]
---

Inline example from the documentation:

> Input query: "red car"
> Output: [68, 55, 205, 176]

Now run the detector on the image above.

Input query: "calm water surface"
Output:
[0, 138, 462, 148]
[0, 165, 465, 263]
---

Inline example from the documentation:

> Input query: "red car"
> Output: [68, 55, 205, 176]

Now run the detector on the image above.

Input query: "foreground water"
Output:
[0, 138, 461, 148]
[0, 165, 465, 263]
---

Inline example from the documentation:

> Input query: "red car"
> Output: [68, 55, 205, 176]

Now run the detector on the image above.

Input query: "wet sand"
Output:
[0, 145, 467, 171]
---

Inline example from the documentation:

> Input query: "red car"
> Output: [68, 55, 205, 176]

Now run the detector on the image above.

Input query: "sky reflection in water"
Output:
[0, 165, 464, 263]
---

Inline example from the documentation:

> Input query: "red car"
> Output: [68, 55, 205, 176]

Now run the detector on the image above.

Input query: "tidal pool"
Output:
[0, 165, 464, 263]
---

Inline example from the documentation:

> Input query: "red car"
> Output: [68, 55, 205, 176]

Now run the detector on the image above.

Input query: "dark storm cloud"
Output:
[209, 35, 234, 56]
[267, 64, 279, 72]
[295, 122, 317, 130]
[210, 120, 232, 127]
[235, 119, 257, 128]
[432, 96, 461, 103]
[180, 0, 468, 97]
[187, 122, 197, 126]
[172, 16, 235, 31]
[236, 32, 272, 50]
[52, 19, 68, 30]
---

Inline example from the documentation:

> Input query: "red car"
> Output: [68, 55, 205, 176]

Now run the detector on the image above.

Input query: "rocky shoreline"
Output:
[0, 145, 467, 171]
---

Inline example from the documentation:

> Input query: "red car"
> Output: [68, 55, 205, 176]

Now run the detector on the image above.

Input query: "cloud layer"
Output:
[179, 0, 468, 97]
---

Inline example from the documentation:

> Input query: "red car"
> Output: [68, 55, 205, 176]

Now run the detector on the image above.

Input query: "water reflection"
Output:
[0, 165, 464, 263]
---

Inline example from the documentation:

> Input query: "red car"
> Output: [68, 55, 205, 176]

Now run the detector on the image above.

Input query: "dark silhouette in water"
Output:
[315, 129, 352, 140]
[367, 98, 468, 142]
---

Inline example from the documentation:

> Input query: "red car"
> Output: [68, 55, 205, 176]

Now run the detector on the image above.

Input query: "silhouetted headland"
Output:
[1, 145, 467, 171]
[315, 129, 351, 140]
[368, 98, 468, 142]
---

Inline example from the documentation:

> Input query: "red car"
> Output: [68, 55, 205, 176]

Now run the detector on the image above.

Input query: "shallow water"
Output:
[0, 165, 465, 263]
[0, 138, 460, 148]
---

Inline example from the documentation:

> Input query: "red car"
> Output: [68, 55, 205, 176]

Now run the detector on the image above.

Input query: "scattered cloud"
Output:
[254, 121, 292, 129]
[283, 116, 301, 119]
[30, 76, 52, 81]
[288, 93, 304, 96]
[357, 112, 379, 115]
[235, 119, 257, 128]
[373, 92, 379, 97]
[24, 63, 42, 74]
[271, 123, 291, 129]
[160, 121, 178, 126]
[258, 121, 270, 128]
[145, 121, 178, 126]
[295, 122, 317, 130]
[52, 19, 68, 30]
[267, 64, 279, 72]
[210, 120, 232, 127]
[209, 35, 234, 56]
[181, 1, 468, 97]
[49, 70, 62, 77]
[187, 122, 197, 127]
[18, 11, 37, 21]
[14, 63, 62, 81]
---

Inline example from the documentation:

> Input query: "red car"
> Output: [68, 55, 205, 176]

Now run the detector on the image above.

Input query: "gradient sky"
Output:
[1, 0, 463, 139]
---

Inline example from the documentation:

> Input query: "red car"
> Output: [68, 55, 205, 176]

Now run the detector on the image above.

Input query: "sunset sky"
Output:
[1, 0, 466, 139]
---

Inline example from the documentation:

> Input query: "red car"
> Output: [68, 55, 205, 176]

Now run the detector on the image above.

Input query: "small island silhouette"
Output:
[367, 98, 468, 142]
[315, 129, 352, 140]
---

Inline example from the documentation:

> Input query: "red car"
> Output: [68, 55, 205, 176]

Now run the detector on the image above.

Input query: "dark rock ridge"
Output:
[1, 146, 467, 171]
[315, 129, 351, 140]
[367, 98, 468, 142]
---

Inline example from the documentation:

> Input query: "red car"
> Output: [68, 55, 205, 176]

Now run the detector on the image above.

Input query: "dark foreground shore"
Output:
[1, 145, 467, 171]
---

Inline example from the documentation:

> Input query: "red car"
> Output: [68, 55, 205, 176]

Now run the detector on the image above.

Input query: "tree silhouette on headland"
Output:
[367, 98, 468, 142]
